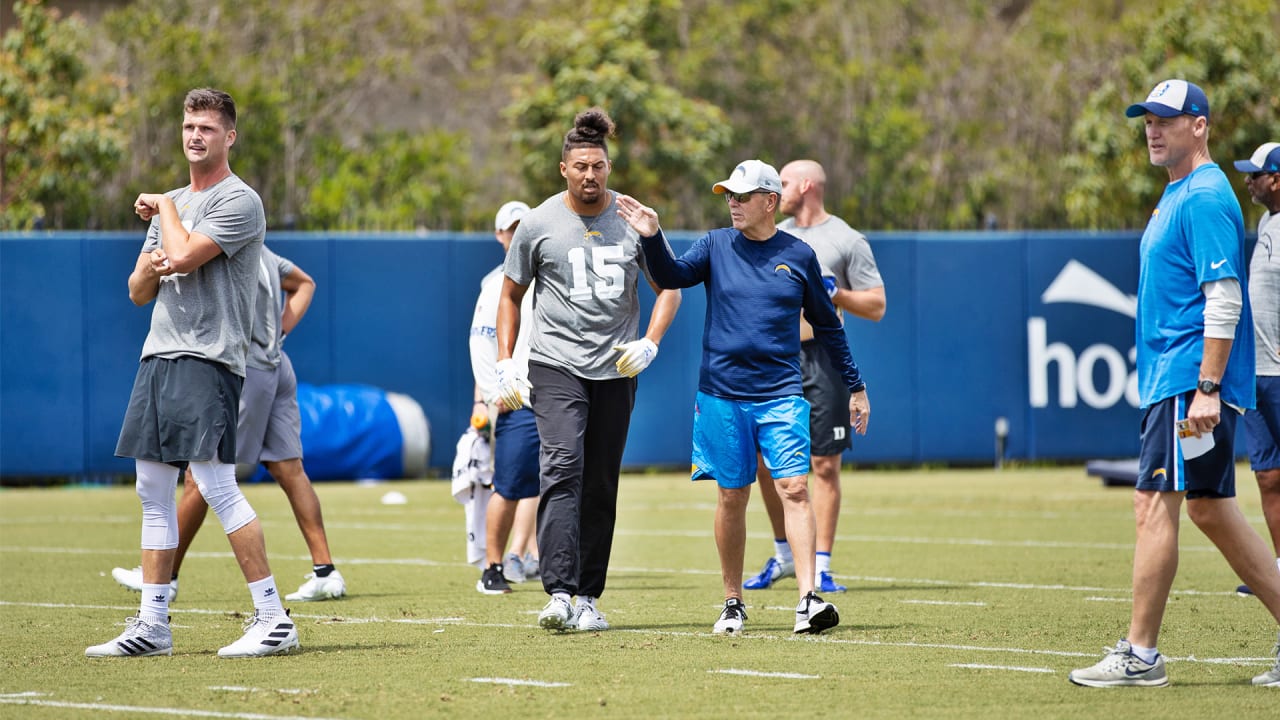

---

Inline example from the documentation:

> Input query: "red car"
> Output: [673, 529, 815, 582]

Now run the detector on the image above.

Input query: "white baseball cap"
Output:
[494, 200, 530, 231]
[712, 159, 783, 195]
[1124, 79, 1210, 121]
[1233, 142, 1280, 174]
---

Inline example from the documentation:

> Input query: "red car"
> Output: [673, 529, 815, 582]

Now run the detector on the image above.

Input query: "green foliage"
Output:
[505, 0, 731, 228]
[1065, 0, 1280, 228]
[306, 130, 473, 231]
[0, 0, 129, 229]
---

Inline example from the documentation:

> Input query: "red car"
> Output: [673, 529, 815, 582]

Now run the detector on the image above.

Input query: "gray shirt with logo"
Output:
[140, 174, 264, 377]
[1252, 211, 1280, 376]
[504, 190, 656, 380]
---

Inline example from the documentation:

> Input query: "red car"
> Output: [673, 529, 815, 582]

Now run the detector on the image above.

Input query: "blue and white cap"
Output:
[494, 200, 530, 231]
[712, 159, 783, 195]
[1233, 142, 1280, 174]
[1125, 79, 1209, 121]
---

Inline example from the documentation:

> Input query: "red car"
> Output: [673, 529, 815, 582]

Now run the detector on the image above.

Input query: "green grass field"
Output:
[1, 466, 1277, 719]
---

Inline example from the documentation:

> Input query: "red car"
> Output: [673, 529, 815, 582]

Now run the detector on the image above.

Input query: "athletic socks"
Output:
[1129, 643, 1159, 664]
[248, 575, 286, 617]
[313, 563, 336, 578]
[816, 551, 833, 575]
[139, 583, 170, 625]
[774, 539, 793, 564]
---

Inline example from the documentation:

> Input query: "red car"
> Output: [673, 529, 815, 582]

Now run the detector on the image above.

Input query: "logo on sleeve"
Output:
[1210, 259, 1227, 270]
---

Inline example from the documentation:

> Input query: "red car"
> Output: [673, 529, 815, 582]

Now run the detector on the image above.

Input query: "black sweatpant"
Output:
[528, 361, 636, 599]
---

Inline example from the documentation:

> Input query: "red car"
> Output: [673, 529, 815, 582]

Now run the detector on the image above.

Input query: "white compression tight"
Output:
[135, 459, 181, 550]
[188, 460, 257, 534]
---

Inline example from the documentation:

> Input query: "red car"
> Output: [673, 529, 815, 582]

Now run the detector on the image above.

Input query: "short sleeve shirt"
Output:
[503, 191, 655, 380]
[1136, 163, 1254, 409]
[246, 245, 294, 372]
[1250, 211, 1280, 376]
[140, 174, 265, 377]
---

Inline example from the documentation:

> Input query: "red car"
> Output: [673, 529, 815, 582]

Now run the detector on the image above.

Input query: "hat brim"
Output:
[1125, 102, 1185, 118]
[712, 180, 761, 194]
[1233, 160, 1264, 173]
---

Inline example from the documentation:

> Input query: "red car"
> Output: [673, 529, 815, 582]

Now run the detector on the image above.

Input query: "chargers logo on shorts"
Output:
[774, 263, 793, 277]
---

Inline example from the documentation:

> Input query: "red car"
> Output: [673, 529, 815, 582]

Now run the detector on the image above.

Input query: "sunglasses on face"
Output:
[1249, 171, 1275, 180]
[724, 191, 772, 203]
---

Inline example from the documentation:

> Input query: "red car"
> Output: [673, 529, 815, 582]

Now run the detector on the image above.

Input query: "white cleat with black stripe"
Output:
[85, 616, 173, 657]
[218, 609, 300, 658]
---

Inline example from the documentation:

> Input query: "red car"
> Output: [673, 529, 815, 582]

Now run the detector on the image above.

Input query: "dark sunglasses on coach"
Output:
[1249, 171, 1275, 180]
[724, 190, 772, 203]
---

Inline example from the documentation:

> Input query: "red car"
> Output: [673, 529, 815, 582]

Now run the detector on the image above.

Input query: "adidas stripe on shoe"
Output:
[218, 610, 300, 658]
[85, 616, 172, 658]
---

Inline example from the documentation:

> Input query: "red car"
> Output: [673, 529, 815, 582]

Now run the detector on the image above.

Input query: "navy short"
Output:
[801, 340, 852, 457]
[1244, 375, 1280, 472]
[1137, 389, 1238, 499]
[492, 407, 540, 501]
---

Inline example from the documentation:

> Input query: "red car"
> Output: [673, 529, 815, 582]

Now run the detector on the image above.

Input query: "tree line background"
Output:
[2, 0, 1278, 233]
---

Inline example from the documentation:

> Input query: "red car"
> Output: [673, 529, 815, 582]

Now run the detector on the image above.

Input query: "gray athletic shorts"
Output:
[237, 352, 304, 464]
[801, 340, 852, 457]
[116, 356, 241, 464]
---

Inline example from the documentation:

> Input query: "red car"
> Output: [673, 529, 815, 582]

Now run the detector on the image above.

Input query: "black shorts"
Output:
[801, 340, 852, 457]
[116, 356, 242, 465]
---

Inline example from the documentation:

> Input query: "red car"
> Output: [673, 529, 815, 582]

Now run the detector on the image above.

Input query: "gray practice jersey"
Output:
[1251, 211, 1280, 376]
[140, 174, 265, 376]
[247, 245, 295, 372]
[779, 215, 882, 293]
[504, 190, 655, 380]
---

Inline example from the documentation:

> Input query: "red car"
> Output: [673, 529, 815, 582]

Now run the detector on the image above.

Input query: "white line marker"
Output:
[207, 686, 309, 695]
[0, 695, 349, 720]
[950, 663, 1054, 674]
[1084, 596, 1131, 603]
[900, 600, 987, 607]
[468, 678, 571, 687]
[710, 669, 820, 679]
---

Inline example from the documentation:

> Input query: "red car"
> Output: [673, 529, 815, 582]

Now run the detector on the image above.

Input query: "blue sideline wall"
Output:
[1, 231, 1149, 477]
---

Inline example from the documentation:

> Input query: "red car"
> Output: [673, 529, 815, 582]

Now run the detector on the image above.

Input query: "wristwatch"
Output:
[1196, 379, 1221, 395]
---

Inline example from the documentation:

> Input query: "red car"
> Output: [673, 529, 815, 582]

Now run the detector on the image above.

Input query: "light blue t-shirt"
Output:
[1135, 163, 1254, 410]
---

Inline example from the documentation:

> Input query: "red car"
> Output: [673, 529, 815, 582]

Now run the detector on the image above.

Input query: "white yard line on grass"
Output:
[0, 692, 349, 720]
[207, 687, 310, 695]
[949, 663, 1055, 674]
[468, 678, 571, 687]
[900, 599, 988, 607]
[710, 669, 819, 679]
[3, 599, 1271, 667]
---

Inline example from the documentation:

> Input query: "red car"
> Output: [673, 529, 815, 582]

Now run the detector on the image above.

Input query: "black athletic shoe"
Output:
[477, 564, 512, 595]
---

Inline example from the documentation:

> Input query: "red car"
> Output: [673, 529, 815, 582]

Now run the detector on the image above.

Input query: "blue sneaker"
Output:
[817, 571, 846, 593]
[744, 557, 794, 590]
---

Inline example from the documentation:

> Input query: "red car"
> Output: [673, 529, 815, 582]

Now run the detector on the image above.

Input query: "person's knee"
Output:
[264, 458, 308, 491]
[774, 475, 810, 504]
[1185, 496, 1230, 531]
[1256, 468, 1280, 495]
[190, 463, 257, 534]
[810, 455, 842, 485]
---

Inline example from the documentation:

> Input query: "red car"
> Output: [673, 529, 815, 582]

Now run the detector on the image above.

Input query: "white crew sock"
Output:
[774, 539, 793, 564]
[139, 583, 170, 625]
[248, 575, 285, 617]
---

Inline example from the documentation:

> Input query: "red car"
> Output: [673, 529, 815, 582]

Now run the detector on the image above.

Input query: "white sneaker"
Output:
[285, 570, 346, 601]
[570, 600, 609, 631]
[537, 596, 573, 630]
[1253, 640, 1280, 687]
[110, 566, 178, 602]
[217, 610, 300, 658]
[712, 598, 747, 635]
[85, 616, 172, 657]
[793, 591, 839, 634]
[1068, 639, 1168, 687]
[503, 553, 526, 583]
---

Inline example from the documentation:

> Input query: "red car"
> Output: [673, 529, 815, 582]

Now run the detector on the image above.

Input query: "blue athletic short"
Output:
[1137, 389, 1238, 499]
[492, 407, 540, 501]
[690, 392, 810, 489]
[1244, 375, 1280, 472]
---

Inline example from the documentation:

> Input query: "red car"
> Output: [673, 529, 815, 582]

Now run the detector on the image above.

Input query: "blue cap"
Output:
[1233, 143, 1280, 174]
[1125, 79, 1209, 121]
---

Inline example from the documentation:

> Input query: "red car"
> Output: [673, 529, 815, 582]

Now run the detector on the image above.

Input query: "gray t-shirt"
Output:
[779, 214, 882, 292]
[247, 245, 295, 372]
[1251, 211, 1280, 376]
[504, 190, 655, 380]
[140, 174, 265, 377]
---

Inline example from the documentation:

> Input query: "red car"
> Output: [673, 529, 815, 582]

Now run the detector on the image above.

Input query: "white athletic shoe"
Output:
[537, 596, 573, 630]
[793, 591, 839, 634]
[285, 570, 346, 601]
[110, 566, 178, 602]
[1068, 639, 1168, 687]
[569, 601, 609, 631]
[1253, 640, 1280, 687]
[712, 598, 747, 636]
[85, 616, 172, 657]
[217, 610, 300, 658]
